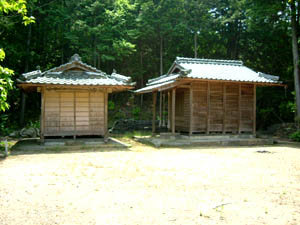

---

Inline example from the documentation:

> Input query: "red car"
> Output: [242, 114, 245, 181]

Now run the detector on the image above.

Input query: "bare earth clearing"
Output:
[0, 144, 300, 225]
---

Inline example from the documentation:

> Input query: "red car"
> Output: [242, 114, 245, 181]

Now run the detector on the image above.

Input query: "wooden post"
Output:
[223, 83, 226, 134]
[206, 82, 210, 134]
[168, 91, 171, 130]
[152, 92, 157, 134]
[40, 88, 45, 143]
[104, 89, 108, 142]
[4, 139, 8, 157]
[159, 92, 162, 127]
[172, 88, 176, 134]
[189, 86, 193, 136]
[238, 83, 241, 134]
[162, 92, 166, 127]
[253, 84, 256, 136]
[88, 91, 90, 133]
[73, 91, 76, 140]
[58, 92, 61, 133]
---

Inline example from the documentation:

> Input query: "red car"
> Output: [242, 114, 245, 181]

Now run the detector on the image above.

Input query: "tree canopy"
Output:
[0, 0, 299, 133]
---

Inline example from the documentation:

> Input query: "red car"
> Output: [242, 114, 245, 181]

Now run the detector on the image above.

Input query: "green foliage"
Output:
[0, 0, 35, 25]
[0, 114, 9, 134]
[108, 101, 115, 111]
[132, 106, 141, 120]
[25, 120, 40, 129]
[0, 0, 34, 112]
[0, 0, 298, 132]
[0, 49, 14, 112]
[289, 131, 300, 142]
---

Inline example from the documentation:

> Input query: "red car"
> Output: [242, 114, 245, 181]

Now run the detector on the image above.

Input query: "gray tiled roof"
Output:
[19, 54, 134, 87]
[136, 57, 282, 93]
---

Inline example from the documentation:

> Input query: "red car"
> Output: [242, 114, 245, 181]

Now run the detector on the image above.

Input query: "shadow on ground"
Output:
[10, 138, 130, 156]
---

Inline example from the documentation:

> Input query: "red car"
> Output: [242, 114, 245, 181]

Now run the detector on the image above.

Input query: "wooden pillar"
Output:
[104, 89, 108, 142]
[73, 91, 76, 140]
[168, 91, 171, 130]
[40, 88, 45, 143]
[159, 92, 162, 127]
[162, 92, 166, 127]
[58, 92, 61, 133]
[206, 82, 210, 134]
[222, 83, 226, 134]
[189, 86, 193, 136]
[238, 83, 241, 134]
[152, 92, 157, 134]
[172, 88, 176, 134]
[253, 84, 256, 136]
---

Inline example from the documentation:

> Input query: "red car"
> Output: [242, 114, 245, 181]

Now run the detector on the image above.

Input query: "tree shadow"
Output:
[10, 138, 131, 156]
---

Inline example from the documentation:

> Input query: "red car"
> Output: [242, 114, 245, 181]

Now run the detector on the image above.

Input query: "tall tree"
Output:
[0, 0, 34, 112]
[290, 0, 300, 117]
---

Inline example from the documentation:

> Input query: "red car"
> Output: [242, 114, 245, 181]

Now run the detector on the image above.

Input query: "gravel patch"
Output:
[0, 146, 299, 224]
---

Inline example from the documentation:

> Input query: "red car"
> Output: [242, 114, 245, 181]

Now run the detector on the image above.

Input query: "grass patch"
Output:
[111, 130, 152, 139]
[0, 140, 15, 152]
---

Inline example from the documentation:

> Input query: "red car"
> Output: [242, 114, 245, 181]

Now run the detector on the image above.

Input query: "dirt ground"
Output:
[0, 143, 300, 225]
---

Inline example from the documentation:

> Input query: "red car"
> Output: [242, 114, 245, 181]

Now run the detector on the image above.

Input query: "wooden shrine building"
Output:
[18, 54, 134, 141]
[136, 57, 283, 135]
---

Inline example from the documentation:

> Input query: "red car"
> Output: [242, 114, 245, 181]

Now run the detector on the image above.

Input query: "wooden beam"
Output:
[168, 91, 171, 130]
[238, 83, 241, 134]
[18, 83, 134, 91]
[152, 92, 157, 134]
[206, 82, 210, 134]
[157, 80, 191, 92]
[172, 88, 176, 134]
[160, 78, 286, 87]
[223, 83, 226, 134]
[178, 85, 191, 89]
[104, 89, 108, 142]
[189, 86, 193, 136]
[253, 84, 256, 136]
[40, 87, 45, 143]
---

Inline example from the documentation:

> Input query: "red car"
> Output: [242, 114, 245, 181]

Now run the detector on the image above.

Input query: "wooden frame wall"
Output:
[41, 88, 108, 138]
[165, 81, 256, 135]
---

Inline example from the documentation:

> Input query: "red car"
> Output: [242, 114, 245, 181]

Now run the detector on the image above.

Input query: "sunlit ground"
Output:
[0, 145, 299, 225]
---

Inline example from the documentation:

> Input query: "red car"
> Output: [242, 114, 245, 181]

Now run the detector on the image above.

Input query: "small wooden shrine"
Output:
[136, 57, 284, 135]
[18, 54, 134, 141]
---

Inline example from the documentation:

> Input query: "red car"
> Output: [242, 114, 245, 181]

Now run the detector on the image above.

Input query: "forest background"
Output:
[0, 0, 299, 135]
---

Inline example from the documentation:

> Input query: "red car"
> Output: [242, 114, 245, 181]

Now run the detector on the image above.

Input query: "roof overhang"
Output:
[18, 83, 134, 93]
[135, 77, 286, 94]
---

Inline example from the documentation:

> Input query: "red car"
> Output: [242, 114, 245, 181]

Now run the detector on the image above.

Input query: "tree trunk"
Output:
[20, 9, 32, 127]
[194, 32, 197, 58]
[160, 34, 163, 75]
[291, 1, 300, 117]
[140, 50, 144, 106]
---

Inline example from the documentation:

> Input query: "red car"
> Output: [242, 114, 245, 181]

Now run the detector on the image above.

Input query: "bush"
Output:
[289, 131, 300, 142]
[132, 106, 141, 120]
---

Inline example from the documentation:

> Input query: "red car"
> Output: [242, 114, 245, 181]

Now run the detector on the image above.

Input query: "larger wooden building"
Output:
[136, 57, 283, 135]
[18, 54, 134, 141]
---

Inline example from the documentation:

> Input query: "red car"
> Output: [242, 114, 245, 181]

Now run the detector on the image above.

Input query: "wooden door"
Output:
[43, 89, 105, 136]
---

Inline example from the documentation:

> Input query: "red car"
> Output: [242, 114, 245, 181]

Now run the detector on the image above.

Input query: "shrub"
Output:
[289, 131, 300, 142]
[132, 106, 141, 120]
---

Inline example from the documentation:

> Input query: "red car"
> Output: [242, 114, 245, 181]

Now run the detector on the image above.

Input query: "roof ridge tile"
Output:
[175, 57, 243, 66]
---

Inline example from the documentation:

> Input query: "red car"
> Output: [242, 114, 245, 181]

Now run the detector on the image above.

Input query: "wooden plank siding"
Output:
[175, 88, 190, 132]
[173, 81, 255, 134]
[43, 89, 106, 137]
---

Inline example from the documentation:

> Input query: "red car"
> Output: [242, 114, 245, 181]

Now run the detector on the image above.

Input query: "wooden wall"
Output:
[175, 88, 190, 131]
[42, 89, 105, 137]
[174, 81, 255, 134]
